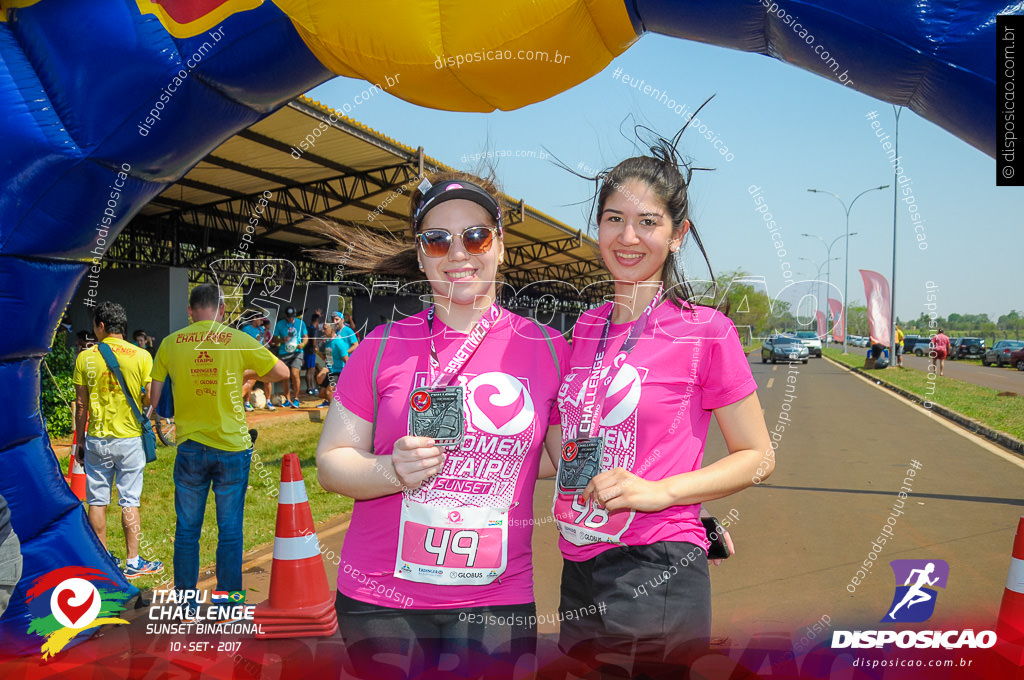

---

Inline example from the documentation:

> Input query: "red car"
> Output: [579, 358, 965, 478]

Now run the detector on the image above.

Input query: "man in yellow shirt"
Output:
[73, 301, 163, 578]
[150, 284, 287, 600]
[895, 324, 906, 367]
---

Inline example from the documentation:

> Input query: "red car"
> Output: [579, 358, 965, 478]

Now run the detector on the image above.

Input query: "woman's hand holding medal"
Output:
[391, 436, 445, 490]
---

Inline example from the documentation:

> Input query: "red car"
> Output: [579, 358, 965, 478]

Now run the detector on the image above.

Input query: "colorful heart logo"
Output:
[56, 588, 95, 627]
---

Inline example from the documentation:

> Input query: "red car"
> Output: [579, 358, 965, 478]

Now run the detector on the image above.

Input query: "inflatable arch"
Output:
[0, 0, 1007, 650]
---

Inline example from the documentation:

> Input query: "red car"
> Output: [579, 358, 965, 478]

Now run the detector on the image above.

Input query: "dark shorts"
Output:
[319, 371, 340, 389]
[335, 591, 537, 679]
[560, 541, 711, 677]
[303, 351, 316, 369]
[895, 344, 903, 356]
[279, 351, 303, 370]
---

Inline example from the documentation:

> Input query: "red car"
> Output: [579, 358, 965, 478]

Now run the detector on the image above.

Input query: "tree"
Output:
[999, 310, 1022, 340]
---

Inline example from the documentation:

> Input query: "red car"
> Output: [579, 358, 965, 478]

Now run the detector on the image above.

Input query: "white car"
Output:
[795, 331, 823, 357]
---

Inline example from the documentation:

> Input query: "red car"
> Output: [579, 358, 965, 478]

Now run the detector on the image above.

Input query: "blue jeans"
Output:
[173, 440, 252, 592]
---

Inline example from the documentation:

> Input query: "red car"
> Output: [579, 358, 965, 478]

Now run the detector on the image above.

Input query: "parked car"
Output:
[952, 337, 985, 360]
[761, 335, 809, 364]
[946, 337, 963, 359]
[903, 335, 928, 356]
[983, 340, 1024, 367]
[1011, 347, 1024, 371]
[795, 331, 823, 357]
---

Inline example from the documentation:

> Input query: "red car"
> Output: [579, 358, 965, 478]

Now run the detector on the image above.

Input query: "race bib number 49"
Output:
[395, 501, 508, 585]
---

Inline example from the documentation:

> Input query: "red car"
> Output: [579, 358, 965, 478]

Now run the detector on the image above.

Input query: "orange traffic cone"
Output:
[64, 432, 86, 501]
[254, 453, 338, 639]
[980, 517, 1024, 680]
[998, 517, 1024, 644]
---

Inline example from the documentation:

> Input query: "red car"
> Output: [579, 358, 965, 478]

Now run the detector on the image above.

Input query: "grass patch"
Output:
[92, 417, 350, 591]
[823, 348, 1024, 441]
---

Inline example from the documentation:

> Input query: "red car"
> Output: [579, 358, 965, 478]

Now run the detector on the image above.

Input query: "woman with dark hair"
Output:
[552, 144, 774, 677]
[314, 172, 568, 679]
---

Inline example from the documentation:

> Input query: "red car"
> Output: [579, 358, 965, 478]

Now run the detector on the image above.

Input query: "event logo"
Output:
[466, 373, 534, 435]
[410, 390, 431, 412]
[25, 566, 133, 659]
[884, 559, 949, 623]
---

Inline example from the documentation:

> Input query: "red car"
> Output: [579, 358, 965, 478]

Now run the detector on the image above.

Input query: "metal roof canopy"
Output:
[113, 96, 606, 302]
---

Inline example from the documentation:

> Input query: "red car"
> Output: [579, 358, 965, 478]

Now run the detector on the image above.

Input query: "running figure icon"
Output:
[886, 562, 939, 620]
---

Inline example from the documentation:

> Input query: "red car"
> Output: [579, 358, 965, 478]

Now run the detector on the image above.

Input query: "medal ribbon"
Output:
[576, 284, 663, 438]
[425, 303, 502, 387]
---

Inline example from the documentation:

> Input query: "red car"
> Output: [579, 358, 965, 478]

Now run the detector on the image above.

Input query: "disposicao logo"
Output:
[25, 566, 134, 659]
[832, 559, 996, 650]
[883, 559, 948, 623]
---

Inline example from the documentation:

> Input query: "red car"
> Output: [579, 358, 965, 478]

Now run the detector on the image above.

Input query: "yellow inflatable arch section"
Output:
[277, 0, 639, 111]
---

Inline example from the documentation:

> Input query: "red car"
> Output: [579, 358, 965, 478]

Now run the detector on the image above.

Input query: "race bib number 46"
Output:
[553, 493, 634, 547]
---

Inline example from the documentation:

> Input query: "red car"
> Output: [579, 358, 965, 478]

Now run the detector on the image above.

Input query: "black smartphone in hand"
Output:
[702, 516, 731, 560]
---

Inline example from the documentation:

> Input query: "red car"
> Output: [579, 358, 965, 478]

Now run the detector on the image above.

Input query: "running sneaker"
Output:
[291, 398, 302, 408]
[124, 557, 164, 579]
[266, 402, 276, 411]
[318, 400, 330, 408]
[244, 402, 254, 412]
[108, 551, 122, 569]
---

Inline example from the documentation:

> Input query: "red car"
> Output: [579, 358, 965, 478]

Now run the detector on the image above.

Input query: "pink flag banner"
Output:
[815, 310, 826, 340]
[859, 269, 892, 345]
[828, 298, 844, 343]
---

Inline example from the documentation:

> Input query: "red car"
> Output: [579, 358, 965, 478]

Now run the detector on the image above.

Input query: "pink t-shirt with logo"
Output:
[335, 309, 568, 609]
[555, 301, 757, 562]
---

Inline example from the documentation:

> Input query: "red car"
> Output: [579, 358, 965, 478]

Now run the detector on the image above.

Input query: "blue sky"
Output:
[309, 34, 1020, 323]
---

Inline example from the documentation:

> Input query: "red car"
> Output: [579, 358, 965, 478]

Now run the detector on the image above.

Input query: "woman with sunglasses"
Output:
[315, 172, 568, 679]
[551, 148, 773, 678]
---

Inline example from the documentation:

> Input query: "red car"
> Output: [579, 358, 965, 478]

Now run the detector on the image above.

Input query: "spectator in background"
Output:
[239, 314, 275, 412]
[271, 306, 307, 408]
[316, 322, 356, 407]
[73, 301, 163, 578]
[132, 329, 154, 356]
[894, 324, 905, 367]
[75, 330, 96, 355]
[931, 329, 951, 376]
[0, 493, 23, 616]
[304, 311, 324, 396]
[150, 284, 288, 607]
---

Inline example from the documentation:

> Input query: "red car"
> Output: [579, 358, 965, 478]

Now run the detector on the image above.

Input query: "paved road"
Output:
[901, 352, 1024, 393]
[201, 353, 1024, 650]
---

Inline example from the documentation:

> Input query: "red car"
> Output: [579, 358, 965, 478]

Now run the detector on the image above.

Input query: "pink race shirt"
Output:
[555, 301, 757, 562]
[335, 309, 568, 609]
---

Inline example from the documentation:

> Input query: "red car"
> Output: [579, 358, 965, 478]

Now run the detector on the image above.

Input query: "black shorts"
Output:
[559, 541, 711, 676]
[335, 591, 537, 679]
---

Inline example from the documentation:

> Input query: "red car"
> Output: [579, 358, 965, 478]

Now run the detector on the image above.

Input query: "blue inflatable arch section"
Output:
[0, 0, 1007, 651]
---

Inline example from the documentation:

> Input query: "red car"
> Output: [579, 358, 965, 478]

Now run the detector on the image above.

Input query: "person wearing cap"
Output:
[314, 172, 568, 678]
[239, 313, 275, 411]
[271, 306, 308, 408]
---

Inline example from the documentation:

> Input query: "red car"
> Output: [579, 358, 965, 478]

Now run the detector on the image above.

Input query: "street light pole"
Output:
[808, 185, 890, 353]
[798, 256, 839, 335]
[801, 233, 854, 343]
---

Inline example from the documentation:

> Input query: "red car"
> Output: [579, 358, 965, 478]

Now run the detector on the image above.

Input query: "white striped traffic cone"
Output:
[254, 453, 337, 638]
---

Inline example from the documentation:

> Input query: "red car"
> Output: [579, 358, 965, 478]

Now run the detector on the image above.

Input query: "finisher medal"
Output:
[408, 386, 465, 446]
